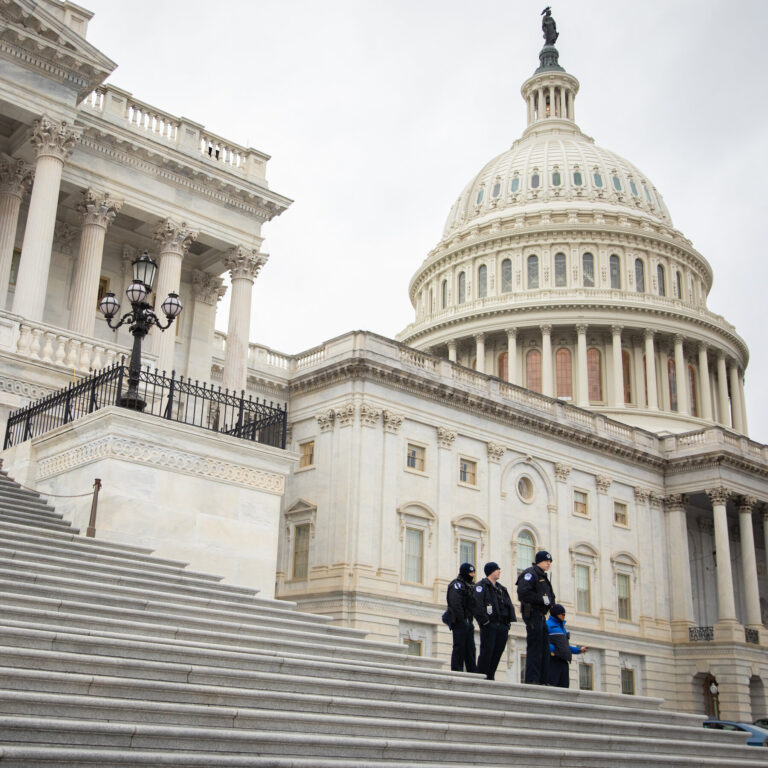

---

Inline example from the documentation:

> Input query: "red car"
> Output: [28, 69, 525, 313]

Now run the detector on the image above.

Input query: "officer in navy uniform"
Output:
[446, 562, 477, 672]
[517, 550, 556, 684]
[472, 561, 516, 680]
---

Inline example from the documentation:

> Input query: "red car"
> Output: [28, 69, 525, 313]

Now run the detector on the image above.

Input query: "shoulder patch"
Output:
[475, 585, 483, 592]
[454, 582, 462, 590]
[524, 573, 533, 581]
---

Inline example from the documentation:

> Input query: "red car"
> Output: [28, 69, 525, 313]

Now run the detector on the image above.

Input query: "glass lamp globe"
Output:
[125, 279, 148, 304]
[132, 250, 158, 290]
[161, 291, 183, 319]
[99, 291, 120, 318]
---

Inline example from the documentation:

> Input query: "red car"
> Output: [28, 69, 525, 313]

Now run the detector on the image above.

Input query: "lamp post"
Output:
[99, 250, 183, 411]
[709, 681, 720, 720]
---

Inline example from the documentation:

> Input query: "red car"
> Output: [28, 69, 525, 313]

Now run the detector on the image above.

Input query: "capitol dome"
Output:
[398, 39, 749, 436]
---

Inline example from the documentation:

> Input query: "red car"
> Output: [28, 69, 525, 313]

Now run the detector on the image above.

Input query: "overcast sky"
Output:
[80, 1, 768, 442]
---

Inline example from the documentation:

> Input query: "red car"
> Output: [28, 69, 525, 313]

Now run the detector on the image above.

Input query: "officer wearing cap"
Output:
[516, 550, 556, 684]
[546, 604, 587, 687]
[472, 561, 516, 680]
[446, 562, 478, 672]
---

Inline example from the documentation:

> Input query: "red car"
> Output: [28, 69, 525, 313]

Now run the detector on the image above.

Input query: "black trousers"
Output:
[477, 622, 509, 680]
[548, 656, 570, 687]
[523, 612, 550, 684]
[450, 619, 477, 672]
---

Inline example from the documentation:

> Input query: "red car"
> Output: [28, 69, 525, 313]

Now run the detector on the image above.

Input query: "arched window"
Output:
[556, 348, 573, 399]
[583, 252, 595, 287]
[458, 272, 466, 304]
[554, 252, 567, 287]
[635, 258, 645, 292]
[516, 530, 535, 575]
[668, 358, 678, 411]
[676, 271, 683, 300]
[429, 288, 434, 314]
[478, 264, 487, 298]
[501, 258, 512, 293]
[657, 264, 666, 296]
[622, 349, 633, 404]
[498, 352, 508, 381]
[688, 364, 698, 417]
[610, 255, 621, 289]
[526, 349, 542, 393]
[441, 279, 447, 309]
[587, 348, 602, 402]
[527, 255, 539, 289]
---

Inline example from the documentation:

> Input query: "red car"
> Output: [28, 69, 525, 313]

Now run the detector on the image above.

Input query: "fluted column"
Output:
[728, 362, 744, 433]
[541, 324, 553, 397]
[474, 333, 485, 374]
[737, 372, 748, 436]
[673, 334, 689, 415]
[186, 270, 226, 385]
[0, 159, 34, 306]
[716, 352, 729, 426]
[697, 344, 713, 421]
[663, 494, 695, 636]
[706, 487, 736, 623]
[610, 325, 623, 408]
[506, 328, 517, 384]
[644, 330, 658, 410]
[736, 496, 762, 629]
[222, 246, 268, 393]
[69, 189, 122, 337]
[12, 116, 80, 321]
[447, 339, 457, 363]
[151, 218, 198, 373]
[576, 323, 588, 406]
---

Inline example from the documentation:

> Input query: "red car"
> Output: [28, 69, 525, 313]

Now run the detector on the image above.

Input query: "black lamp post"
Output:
[99, 250, 183, 411]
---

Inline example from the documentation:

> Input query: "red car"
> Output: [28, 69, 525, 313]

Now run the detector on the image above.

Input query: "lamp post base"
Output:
[119, 393, 147, 412]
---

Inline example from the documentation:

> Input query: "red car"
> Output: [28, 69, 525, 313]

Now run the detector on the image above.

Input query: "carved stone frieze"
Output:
[191, 269, 226, 306]
[487, 442, 505, 463]
[223, 246, 268, 281]
[335, 402, 355, 427]
[382, 410, 404, 434]
[633, 487, 650, 504]
[359, 401, 381, 428]
[0, 157, 34, 197]
[437, 426, 457, 449]
[0, 374, 55, 402]
[153, 217, 198, 256]
[316, 408, 335, 432]
[30, 115, 80, 161]
[595, 475, 612, 494]
[77, 188, 122, 229]
[554, 462, 571, 482]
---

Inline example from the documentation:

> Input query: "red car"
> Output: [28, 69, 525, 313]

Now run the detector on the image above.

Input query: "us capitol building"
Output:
[0, 0, 766, 721]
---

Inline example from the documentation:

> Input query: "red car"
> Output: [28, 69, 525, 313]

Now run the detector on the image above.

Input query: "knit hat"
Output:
[484, 561, 500, 576]
[535, 550, 552, 564]
[459, 562, 475, 580]
[552, 604, 566, 616]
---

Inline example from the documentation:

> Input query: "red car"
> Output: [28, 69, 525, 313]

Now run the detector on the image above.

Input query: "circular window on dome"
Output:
[593, 172, 603, 188]
[552, 171, 561, 186]
[517, 475, 534, 503]
[476, 188, 484, 205]
[612, 175, 622, 192]
[510, 177, 520, 193]
[573, 171, 583, 186]
[492, 182, 501, 198]
[530, 174, 540, 189]
[629, 180, 638, 197]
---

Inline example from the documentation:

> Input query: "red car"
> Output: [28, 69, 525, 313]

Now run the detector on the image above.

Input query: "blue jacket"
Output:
[547, 615, 581, 657]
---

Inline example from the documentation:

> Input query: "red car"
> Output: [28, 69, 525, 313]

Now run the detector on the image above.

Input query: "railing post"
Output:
[86, 478, 102, 538]
[87, 370, 99, 413]
[164, 369, 176, 419]
[236, 390, 245, 429]
[115, 359, 125, 407]
[281, 402, 287, 449]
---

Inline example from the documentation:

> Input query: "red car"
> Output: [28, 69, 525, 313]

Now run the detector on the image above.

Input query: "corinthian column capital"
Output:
[77, 188, 122, 229]
[706, 486, 730, 506]
[30, 116, 81, 161]
[191, 269, 226, 305]
[0, 157, 34, 197]
[153, 217, 198, 256]
[223, 246, 268, 281]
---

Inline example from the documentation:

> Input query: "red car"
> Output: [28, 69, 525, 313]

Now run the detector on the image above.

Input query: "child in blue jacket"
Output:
[546, 604, 587, 687]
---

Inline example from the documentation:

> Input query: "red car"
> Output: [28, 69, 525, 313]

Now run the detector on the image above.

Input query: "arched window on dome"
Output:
[554, 253, 567, 287]
[498, 351, 508, 381]
[441, 279, 447, 309]
[552, 170, 561, 187]
[556, 348, 573, 399]
[582, 253, 595, 287]
[612, 175, 622, 192]
[573, 170, 583, 187]
[516, 529, 536, 575]
[593, 171, 603, 188]
[530, 173, 540, 190]
[657, 265, 666, 297]
[668, 358, 678, 412]
[510, 176, 520, 194]
[526, 349, 542, 393]
[635, 259, 645, 293]
[622, 349, 633, 404]
[675, 271, 683, 301]
[630, 180, 639, 197]
[688, 364, 699, 417]
[492, 181, 501, 198]
[587, 348, 603, 402]
[527, 255, 539, 289]
[478, 265, 487, 298]
[610, 255, 621, 289]
[476, 188, 484, 205]
[458, 272, 466, 304]
[501, 259, 512, 293]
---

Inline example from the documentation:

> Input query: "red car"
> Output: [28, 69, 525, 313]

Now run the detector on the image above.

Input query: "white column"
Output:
[69, 189, 122, 337]
[660, 344, 671, 411]
[737, 496, 762, 629]
[738, 372, 748, 436]
[673, 334, 689, 415]
[222, 246, 268, 393]
[576, 323, 588, 406]
[632, 336, 644, 407]
[707, 487, 736, 623]
[474, 333, 485, 374]
[716, 352, 729, 426]
[728, 362, 744, 433]
[12, 116, 80, 321]
[0, 159, 34, 306]
[664, 494, 695, 633]
[506, 328, 517, 384]
[186, 270, 225, 385]
[447, 339, 457, 363]
[610, 325, 623, 408]
[541, 323, 553, 397]
[697, 344, 713, 421]
[151, 218, 198, 374]
[644, 330, 658, 410]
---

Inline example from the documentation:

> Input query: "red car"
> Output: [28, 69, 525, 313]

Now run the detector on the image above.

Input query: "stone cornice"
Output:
[664, 450, 768, 481]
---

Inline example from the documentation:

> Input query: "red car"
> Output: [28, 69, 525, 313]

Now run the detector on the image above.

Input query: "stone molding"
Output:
[648, 493, 663, 509]
[153, 218, 198, 256]
[596, 475, 612, 494]
[382, 410, 404, 434]
[30, 116, 81, 161]
[487, 442, 505, 463]
[76, 188, 122, 229]
[633, 487, 650, 504]
[191, 270, 226, 305]
[437, 426, 457, 449]
[0, 373, 55, 401]
[359, 401, 381, 428]
[36, 434, 285, 493]
[316, 408, 335, 432]
[336, 402, 355, 427]
[223, 246, 268, 282]
[0, 157, 34, 197]
[554, 462, 571, 482]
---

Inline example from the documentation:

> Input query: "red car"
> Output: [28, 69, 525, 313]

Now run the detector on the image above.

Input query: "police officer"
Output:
[472, 561, 516, 680]
[517, 550, 556, 684]
[446, 562, 477, 672]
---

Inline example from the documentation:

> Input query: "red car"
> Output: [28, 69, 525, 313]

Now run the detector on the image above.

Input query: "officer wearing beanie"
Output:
[472, 561, 516, 680]
[517, 550, 556, 684]
[446, 562, 477, 672]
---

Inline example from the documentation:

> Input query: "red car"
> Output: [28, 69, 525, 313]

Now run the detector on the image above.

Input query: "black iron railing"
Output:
[3, 361, 287, 450]
[689, 626, 714, 642]
[745, 628, 759, 645]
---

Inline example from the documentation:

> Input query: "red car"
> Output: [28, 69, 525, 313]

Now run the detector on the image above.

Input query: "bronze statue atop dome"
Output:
[541, 6, 558, 46]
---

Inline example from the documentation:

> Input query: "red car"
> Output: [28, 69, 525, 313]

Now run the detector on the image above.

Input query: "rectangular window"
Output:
[621, 668, 635, 695]
[579, 663, 594, 690]
[298, 440, 315, 469]
[404, 527, 424, 583]
[406, 443, 425, 472]
[459, 539, 476, 567]
[292, 523, 310, 579]
[613, 501, 628, 527]
[576, 564, 591, 613]
[459, 458, 477, 486]
[617, 573, 631, 621]
[403, 639, 423, 656]
[573, 490, 588, 517]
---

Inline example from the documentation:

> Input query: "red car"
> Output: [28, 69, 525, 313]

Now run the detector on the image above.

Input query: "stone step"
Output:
[0, 494, 58, 513]
[0, 508, 75, 532]
[0, 479, 56, 504]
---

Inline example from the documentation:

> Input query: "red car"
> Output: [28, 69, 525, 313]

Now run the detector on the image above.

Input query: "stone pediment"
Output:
[0, 0, 115, 102]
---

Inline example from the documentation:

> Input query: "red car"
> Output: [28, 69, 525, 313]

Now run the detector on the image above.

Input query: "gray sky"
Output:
[81, 1, 768, 442]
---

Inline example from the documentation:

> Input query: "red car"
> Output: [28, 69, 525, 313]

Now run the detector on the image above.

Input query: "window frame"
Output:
[477, 264, 488, 298]
[527, 254, 540, 289]
[405, 441, 427, 475]
[501, 258, 513, 293]
[579, 662, 594, 690]
[283, 499, 317, 582]
[582, 252, 595, 287]
[575, 563, 592, 613]
[613, 500, 629, 528]
[609, 254, 621, 289]
[297, 440, 315, 471]
[292, 522, 311, 580]
[403, 526, 425, 584]
[573, 488, 590, 518]
[621, 667, 636, 695]
[458, 456, 479, 488]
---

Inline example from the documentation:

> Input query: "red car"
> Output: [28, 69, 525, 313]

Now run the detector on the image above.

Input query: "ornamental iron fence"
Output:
[688, 626, 714, 642]
[745, 628, 759, 645]
[3, 360, 287, 450]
